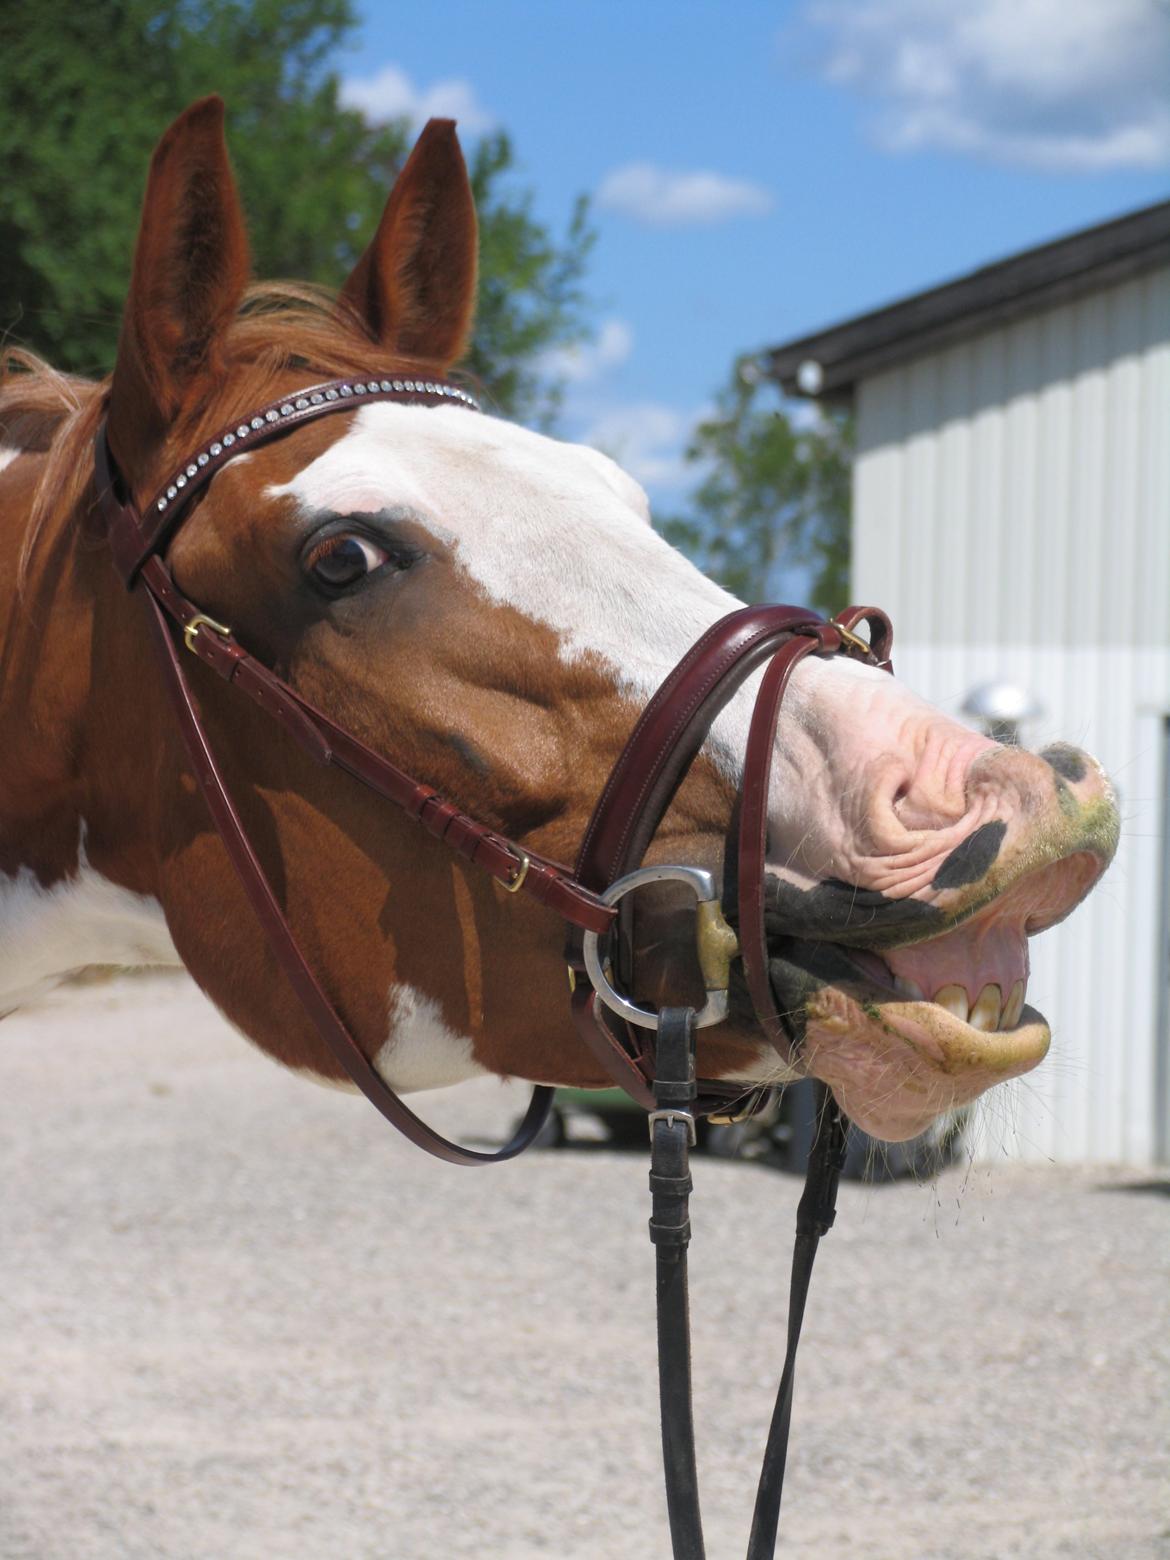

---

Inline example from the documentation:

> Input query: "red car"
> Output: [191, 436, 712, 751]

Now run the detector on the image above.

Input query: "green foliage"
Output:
[468, 133, 594, 429]
[658, 361, 853, 612]
[0, 0, 593, 420]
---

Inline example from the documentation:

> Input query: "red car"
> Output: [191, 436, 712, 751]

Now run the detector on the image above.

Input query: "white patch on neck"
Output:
[0, 445, 23, 476]
[373, 982, 487, 1093]
[0, 829, 180, 1012]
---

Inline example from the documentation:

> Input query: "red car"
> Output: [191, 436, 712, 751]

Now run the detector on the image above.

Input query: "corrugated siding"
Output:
[852, 267, 1170, 1165]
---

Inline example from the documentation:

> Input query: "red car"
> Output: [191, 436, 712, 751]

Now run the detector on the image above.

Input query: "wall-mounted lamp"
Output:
[961, 681, 1044, 746]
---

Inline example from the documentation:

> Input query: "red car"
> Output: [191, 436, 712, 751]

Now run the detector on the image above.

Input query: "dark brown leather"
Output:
[737, 611, 895, 1062]
[140, 580, 554, 1164]
[737, 633, 825, 1058]
[572, 604, 828, 897]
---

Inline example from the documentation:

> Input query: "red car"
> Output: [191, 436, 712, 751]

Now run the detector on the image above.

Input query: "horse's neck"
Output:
[0, 827, 181, 1012]
[0, 450, 181, 1012]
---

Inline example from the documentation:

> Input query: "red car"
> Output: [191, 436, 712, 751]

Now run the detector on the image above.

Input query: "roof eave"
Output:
[766, 201, 1170, 401]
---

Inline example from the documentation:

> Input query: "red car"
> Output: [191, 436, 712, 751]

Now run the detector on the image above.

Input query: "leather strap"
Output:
[566, 606, 826, 1100]
[737, 608, 895, 1064]
[650, 1008, 705, 1558]
[107, 375, 480, 582]
[745, 1083, 849, 1558]
[142, 582, 555, 1166]
[567, 605, 890, 1098]
[650, 1012, 851, 1560]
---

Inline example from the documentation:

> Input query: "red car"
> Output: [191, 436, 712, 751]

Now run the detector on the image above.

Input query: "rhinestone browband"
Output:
[123, 375, 481, 575]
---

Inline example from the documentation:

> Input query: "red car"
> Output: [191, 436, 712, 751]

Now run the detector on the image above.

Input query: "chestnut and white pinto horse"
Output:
[0, 99, 1118, 1150]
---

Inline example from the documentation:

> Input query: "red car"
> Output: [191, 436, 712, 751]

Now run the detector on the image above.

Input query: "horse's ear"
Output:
[107, 96, 249, 482]
[340, 119, 477, 366]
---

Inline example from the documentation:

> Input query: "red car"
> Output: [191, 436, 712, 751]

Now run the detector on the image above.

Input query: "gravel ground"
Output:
[1, 975, 1167, 1560]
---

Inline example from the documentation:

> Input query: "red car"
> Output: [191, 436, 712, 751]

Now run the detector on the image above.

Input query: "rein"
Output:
[93, 374, 894, 1553]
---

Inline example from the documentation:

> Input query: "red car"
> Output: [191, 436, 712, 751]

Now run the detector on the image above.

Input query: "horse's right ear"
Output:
[106, 96, 250, 488]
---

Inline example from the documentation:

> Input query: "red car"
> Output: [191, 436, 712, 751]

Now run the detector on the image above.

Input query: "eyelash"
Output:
[303, 531, 394, 590]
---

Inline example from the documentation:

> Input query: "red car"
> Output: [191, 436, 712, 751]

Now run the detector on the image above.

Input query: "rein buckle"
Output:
[647, 1107, 697, 1147]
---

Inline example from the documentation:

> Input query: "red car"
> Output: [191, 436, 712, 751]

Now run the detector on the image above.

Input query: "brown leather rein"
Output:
[93, 373, 893, 1166]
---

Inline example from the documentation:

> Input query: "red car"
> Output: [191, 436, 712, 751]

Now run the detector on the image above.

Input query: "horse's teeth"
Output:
[1003, 979, 1025, 1029]
[934, 984, 969, 1023]
[969, 984, 1003, 1032]
[894, 976, 924, 1000]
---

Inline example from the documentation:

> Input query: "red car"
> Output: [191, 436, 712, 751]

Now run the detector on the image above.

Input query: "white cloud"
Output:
[596, 163, 774, 225]
[541, 318, 634, 385]
[807, 0, 1170, 171]
[339, 64, 495, 134]
[581, 401, 704, 497]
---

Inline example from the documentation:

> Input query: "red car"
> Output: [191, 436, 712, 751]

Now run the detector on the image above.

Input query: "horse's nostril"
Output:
[1040, 744, 1087, 783]
[930, 820, 1007, 891]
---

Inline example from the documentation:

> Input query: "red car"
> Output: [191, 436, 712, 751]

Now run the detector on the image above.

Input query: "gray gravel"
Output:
[1, 975, 1167, 1560]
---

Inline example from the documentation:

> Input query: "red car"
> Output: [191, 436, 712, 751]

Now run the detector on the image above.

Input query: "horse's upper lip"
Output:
[761, 830, 1113, 956]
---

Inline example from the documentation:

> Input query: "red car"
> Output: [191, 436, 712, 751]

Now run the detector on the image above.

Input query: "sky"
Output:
[339, 0, 1169, 513]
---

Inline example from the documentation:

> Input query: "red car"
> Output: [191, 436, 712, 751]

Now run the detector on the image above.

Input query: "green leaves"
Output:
[0, 1, 593, 421]
[657, 359, 852, 612]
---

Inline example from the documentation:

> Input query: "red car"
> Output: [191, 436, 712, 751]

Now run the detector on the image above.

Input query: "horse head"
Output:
[0, 98, 1118, 1143]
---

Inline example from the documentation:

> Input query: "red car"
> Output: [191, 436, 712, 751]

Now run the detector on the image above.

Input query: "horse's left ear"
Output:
[340, 119, 478, 367]
[107, 96, 250, 485]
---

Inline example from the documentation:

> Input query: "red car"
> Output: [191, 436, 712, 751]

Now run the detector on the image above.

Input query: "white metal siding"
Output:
[852, 267, 1170, 1165]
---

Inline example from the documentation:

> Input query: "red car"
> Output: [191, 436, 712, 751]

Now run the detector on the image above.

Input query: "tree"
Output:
[0, 0, 592, 422]
[658, 360, 852, 613]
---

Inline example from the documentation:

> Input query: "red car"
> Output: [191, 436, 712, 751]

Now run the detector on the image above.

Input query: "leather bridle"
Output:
[93, 372, 895, 1555]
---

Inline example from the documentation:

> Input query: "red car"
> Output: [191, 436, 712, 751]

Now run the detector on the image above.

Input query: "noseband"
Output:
[94, 375, 895, 1556]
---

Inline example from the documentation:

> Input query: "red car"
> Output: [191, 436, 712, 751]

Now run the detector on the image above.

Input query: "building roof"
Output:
[767, 200, 1170, 401]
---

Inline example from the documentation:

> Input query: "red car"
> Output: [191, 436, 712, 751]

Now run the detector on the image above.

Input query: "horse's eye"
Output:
[306, 534, 390, 590]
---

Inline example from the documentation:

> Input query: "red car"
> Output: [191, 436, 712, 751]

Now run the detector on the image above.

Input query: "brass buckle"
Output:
[183, 612, 232, 654]
[832, 619, 872, 658]
[501, 851, 531, 894]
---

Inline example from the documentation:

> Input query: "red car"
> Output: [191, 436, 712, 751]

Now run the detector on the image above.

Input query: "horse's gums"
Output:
[0, 101, 1120, 1145]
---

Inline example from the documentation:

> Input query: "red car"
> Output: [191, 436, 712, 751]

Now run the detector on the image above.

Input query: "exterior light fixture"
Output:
[961, 681, 1044, 746]
[796, 359, 823, 395]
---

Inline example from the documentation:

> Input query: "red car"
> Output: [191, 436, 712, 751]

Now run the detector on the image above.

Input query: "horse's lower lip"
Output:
[767, 943, 1052, 1141]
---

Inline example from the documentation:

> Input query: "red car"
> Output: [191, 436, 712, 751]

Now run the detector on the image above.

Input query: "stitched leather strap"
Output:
[142, 582, 555, 1165]
[565, 606, 824, 1096]
[107, 375, 480, 582]
[738, 611, 894, 1064]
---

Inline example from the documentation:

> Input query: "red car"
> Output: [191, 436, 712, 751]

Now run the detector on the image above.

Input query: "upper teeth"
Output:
[969, 984, 1002, 1031]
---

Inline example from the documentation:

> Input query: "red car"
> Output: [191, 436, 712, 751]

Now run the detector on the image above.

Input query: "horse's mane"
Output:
[0, 282, 432, 585]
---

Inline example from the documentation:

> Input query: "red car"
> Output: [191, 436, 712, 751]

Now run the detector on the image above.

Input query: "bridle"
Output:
[93, 373, 895, 1556]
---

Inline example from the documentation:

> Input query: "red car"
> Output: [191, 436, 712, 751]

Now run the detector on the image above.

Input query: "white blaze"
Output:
[265, 402, 887, 790]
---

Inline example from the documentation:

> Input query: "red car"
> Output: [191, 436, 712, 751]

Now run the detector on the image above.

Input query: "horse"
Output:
[0, 96, 1119, 1153]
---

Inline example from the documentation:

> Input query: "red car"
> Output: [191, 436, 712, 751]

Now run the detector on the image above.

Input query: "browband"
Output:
[105, 374, 480, 582]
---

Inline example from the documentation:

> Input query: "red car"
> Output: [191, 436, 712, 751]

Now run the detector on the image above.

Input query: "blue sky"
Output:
[341, 1, 1169, 512]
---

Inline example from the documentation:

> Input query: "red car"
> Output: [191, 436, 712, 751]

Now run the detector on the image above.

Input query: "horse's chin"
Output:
[767, 942, 1051, 1143]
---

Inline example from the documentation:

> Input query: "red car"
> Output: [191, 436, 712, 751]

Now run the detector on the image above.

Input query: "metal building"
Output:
[768, 203, 1170, 1165]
